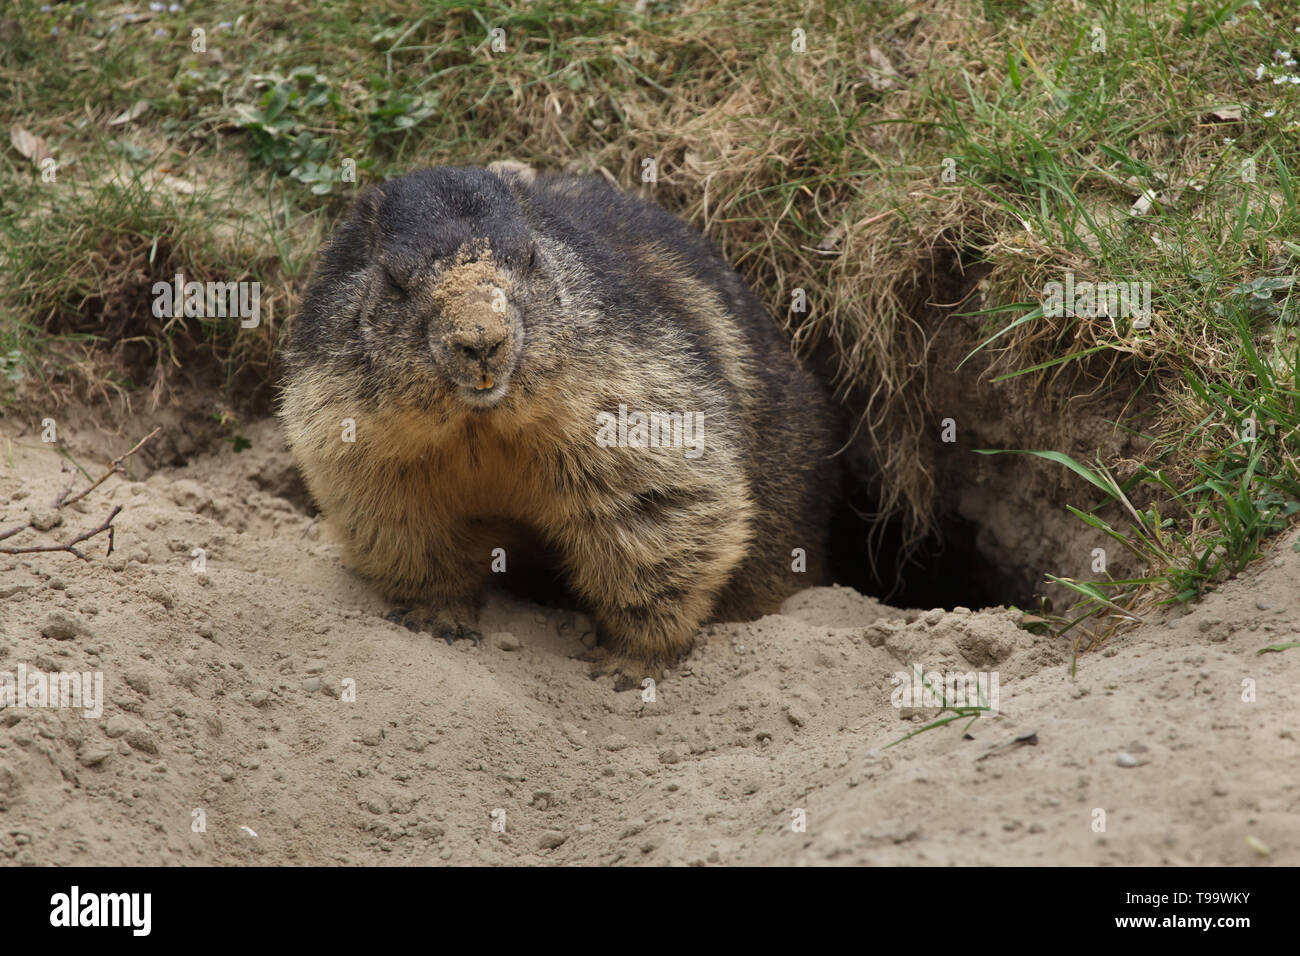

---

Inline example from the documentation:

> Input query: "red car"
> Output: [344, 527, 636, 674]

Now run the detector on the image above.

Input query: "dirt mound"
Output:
[0, 417, 1295, 865]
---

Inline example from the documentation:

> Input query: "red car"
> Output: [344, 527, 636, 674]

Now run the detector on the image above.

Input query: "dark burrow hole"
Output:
[827, 485, 1036, 613]
[811, 243, 1041, 613]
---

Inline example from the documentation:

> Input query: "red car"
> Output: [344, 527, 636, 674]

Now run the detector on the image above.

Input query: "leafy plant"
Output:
[230, 68, 345, 193]
[365, 82, 439, 139]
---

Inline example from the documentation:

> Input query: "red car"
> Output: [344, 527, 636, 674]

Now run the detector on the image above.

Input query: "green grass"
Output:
[977, 306, 1300, 658]
[942, 2, 1300, 646]
[979, 314, 1300, 657]
[3, 0, 1300, 644]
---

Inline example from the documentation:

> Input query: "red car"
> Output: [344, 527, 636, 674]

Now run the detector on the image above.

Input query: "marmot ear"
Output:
[351, 185, 387, 258]
[487, 160, 537, 185]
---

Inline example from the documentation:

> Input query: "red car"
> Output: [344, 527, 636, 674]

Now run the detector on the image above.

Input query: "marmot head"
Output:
[293, 167, 554, 412]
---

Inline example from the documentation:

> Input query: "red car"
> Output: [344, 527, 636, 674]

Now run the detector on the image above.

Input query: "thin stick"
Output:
[0, 522, 27, 543]
[0, 506, 121, 560]
[56, 426, 161, 509]
[1, 427, 159, 559]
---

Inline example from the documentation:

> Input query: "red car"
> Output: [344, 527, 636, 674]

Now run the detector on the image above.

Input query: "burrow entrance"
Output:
[811, 249, 1153, 614]
[828, 497, 1033, 611]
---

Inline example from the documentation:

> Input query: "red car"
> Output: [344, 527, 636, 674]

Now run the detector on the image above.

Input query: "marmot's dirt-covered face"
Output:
[432, 251, 529, 410]
[374, 245, 528, 410]
[332, 168, 544, 410]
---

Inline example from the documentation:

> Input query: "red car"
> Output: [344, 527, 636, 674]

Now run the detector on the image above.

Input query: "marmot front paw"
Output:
[581, 645, 666, 691]
[384, 606, 482, 646]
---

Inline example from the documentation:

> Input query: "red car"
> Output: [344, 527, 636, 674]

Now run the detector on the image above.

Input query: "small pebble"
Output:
[40, 611, 90, 641]
[125, 729, 159, 754]
[538, 830, 567, 850]
[123, 670, 153, 697]
[78, 748, 113, 767]
[30, 510, 62, 532]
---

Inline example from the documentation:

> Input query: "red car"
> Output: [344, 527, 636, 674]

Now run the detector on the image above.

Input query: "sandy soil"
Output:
[1, 416, 1296, 866]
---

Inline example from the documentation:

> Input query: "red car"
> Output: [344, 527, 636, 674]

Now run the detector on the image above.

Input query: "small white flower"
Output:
[1264, 109, 1277, 118]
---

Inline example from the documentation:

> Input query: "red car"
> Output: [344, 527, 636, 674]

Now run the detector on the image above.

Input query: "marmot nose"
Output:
[451, 332, 506, 364]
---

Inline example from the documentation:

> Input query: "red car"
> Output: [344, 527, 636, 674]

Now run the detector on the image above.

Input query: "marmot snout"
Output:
[281, 164, 840, 676]
[426, 257, 523, 407]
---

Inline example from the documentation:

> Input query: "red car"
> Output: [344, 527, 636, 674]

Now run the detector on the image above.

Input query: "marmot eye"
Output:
[381, 267, 408, 296]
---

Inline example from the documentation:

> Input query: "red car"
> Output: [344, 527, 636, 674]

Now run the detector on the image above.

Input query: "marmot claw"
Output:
[385, 607, 482, 646]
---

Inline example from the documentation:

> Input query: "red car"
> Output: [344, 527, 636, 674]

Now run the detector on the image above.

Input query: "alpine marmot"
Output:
[280, 163, 839, 675]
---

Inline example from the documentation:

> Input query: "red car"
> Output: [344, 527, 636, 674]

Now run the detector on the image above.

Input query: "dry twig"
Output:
[0, 428, 160, 560]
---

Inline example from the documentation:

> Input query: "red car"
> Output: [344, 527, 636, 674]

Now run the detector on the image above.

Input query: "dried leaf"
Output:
[159, 173, 195, 195]
[1128, 189, 1156, 217]
[9, 125, 51, 165]
[108, 100, 151, 127]
[863, 46, 900, 91]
